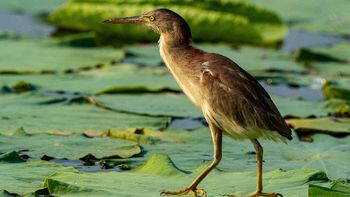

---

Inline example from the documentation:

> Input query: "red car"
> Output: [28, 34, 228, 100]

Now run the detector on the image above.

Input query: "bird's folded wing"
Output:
[200, 56, 292, 140]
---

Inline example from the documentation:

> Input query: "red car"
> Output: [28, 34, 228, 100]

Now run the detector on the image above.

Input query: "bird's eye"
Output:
[149, 16, 155, 21]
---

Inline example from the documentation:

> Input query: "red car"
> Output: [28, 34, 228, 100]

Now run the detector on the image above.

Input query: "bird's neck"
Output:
[158, 34, 202, 105]
[158, 32, 191, 48]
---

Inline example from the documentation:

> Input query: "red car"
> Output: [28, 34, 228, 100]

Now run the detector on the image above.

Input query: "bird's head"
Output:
[103, 8, 191, 45]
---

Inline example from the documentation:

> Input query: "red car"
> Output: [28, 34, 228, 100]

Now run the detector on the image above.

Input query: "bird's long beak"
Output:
[102, 15, 144, 25]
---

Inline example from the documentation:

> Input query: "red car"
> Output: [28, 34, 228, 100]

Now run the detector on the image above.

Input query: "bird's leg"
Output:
[249, 139, 282, 197]
[224, 139, 282, 197]
[160, 123, 222, 197]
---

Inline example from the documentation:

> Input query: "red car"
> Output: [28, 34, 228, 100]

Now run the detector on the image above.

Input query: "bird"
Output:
[103, 8, 291, 197]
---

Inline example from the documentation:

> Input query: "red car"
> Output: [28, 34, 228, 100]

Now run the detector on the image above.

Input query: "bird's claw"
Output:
[160, 187, 207, 197]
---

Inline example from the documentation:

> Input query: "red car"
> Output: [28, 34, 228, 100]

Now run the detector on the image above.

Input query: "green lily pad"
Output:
[0, 64, 180, 94]
[0, 0, 66, 14]
[311, 62, 350, 76]
[287, 117, 350, 136]
[323, 81, 350, 100]
[309, 183, 350, 197]
[0, 151, 25, 163]
[319, 77, 350, 101]
[107, 128, 187, 144]
[50, 1, 286, 45]
[197, 44, 305, 73]
[294, 48, 347, 63]
[43, 152, 329, 197]
[0, 38, 124, 73]
[309, 42, 350, 62]
[248, 0, 350, 35]
[0, 93, 169, 135]
[93, 94, 350, 119]
[141, 127, 350, 180]
[273, 97, 350, 118]
[93, 93, 202, 118]
[0, 160, 77, 196]
[124, 44, 162, 66]
[0, 132, 141, 160]
[0, 190, 17, 197]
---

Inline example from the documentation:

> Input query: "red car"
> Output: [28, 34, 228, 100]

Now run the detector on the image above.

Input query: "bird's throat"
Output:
[159, 35, 201, 106]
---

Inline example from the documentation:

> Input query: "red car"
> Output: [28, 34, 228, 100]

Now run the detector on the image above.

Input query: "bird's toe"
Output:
[160, 188, 207, 197]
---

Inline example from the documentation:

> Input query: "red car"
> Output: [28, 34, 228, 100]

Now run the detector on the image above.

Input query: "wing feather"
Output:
[200, 54, 292, 140]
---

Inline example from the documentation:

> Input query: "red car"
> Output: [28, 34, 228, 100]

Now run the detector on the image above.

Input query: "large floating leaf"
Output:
[0, 94, 169, 135]
[287, 117, 350, 136]
[248, 0, 350, 35]
[93, 94, 350, 119]
[322, 78, 350, 100]
[43, 152, 328, 197]
[140, 128, 350, 180]
[0, 0, 66, 14]
[107, 127, 187, 144]
[0, 39, 124, 73]
[273, 97, 350, 118]
[93, 93, 202, 118]
[50, 0, 286, 45]
[308, 42, 350, 62]
[0, 64, 180, 94]
[310, 62, 350, 76]
[198, 44, 305, 73]
[0, 133, 141, 160]
[0, 159, 76, 196]
[309, 183, 350, 197]
[0, 151, 25, 163]
[323, 82, 350, 101]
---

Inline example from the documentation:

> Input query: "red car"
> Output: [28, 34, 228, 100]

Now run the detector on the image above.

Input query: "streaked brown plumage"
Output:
[104, 8, 291, 197]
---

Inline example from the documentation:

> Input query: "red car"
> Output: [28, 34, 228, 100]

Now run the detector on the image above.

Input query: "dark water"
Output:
[260, 81, 324, 101]
[53, 159, 124, 172]
[0, 12, 54, 37]
[282, 29, 345, 51]
[170, 118, 204, 130]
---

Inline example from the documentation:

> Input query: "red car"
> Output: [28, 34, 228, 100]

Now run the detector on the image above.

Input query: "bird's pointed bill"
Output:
[102, 16, 143, 25]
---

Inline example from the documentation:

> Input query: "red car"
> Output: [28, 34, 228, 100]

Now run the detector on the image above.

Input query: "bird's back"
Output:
[199, 52, 292, 141]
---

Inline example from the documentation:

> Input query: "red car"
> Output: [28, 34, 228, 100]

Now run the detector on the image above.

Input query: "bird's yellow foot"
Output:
[160, 187, 207, 197]
[223, 192, 282, 197]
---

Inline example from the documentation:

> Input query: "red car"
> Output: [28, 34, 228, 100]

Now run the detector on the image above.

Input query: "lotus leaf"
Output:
[309, 183, 350, 197]
[287, 117, 350, 136]
[0, 159, 77, 196]
[93, 93, 202, 118]
[43, 153, 329, 197]
[0, 39, 124, 73]
[49, 0, 286, 45]
[248, 0, 350, 35]
[0, 132, 141, 160]
[0, 0, 66, 14]
[0, 93, 169, 135]
[0, 64, 180, 94]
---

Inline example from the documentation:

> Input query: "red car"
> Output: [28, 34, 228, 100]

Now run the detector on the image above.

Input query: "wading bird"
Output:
[103, 8, 291, 197]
